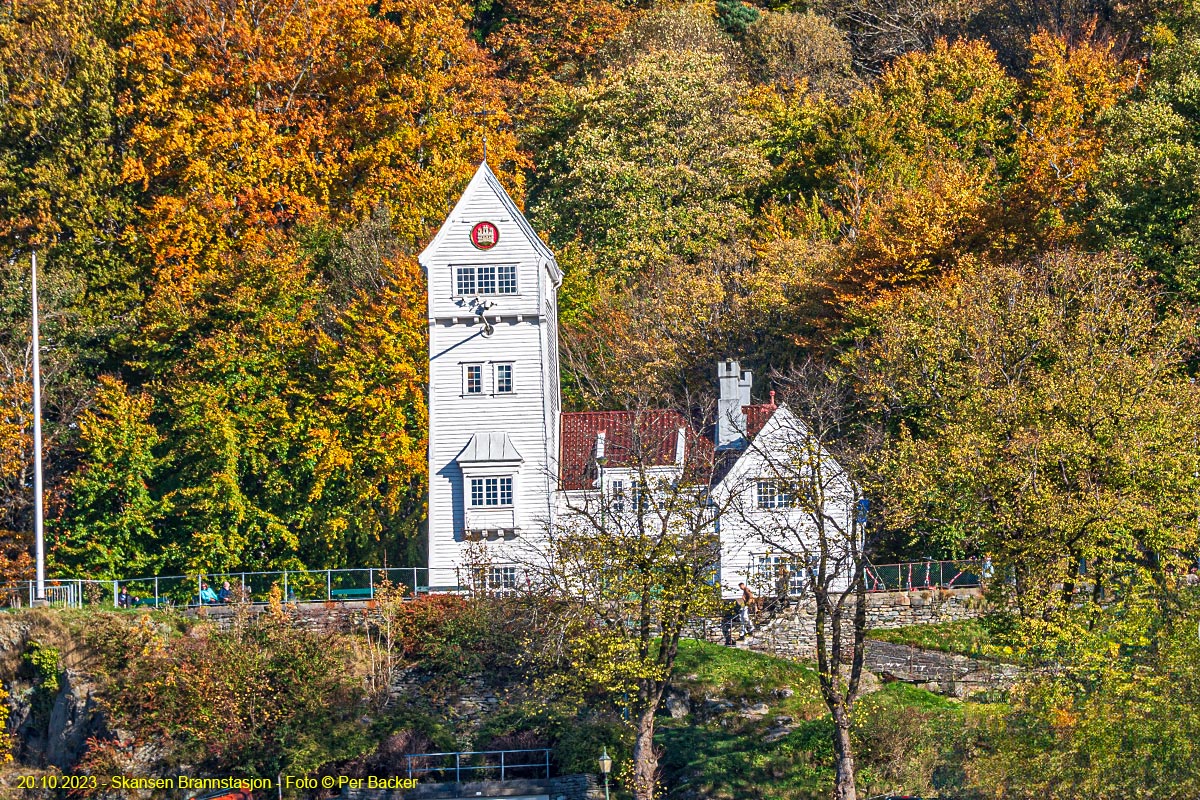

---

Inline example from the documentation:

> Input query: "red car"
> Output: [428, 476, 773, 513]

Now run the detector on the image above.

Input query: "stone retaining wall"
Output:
[697, 587, 990, 660]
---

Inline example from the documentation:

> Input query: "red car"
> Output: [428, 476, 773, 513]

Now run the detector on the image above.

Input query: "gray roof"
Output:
[458, 432, 524, 463]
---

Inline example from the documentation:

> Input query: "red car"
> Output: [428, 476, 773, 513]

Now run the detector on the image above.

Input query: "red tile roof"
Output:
[559, 410, 714, 491]
[743, 404, 778, 439]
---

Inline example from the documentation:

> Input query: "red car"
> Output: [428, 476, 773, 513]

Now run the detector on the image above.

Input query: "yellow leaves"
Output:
[0, 682, 11, 763]
[1009, 31, 1136, 245]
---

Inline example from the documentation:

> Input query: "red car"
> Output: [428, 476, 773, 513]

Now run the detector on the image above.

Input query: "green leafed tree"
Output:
[531, 7, 770, 289]
[858, 251, 1200, 615]
[968, 577, 1200, 798]
[1090, 22, 1200, 303]
[54, 377, 168, 578]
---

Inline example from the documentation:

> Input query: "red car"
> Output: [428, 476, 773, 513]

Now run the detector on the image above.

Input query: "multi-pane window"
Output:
[455, 265, 518, 296]
[610, 479, 625, 512]
[753, 555, 805, 595]
[756, 480, 792, 509]
[456, 266, 476, 295]
[631, 481, 648, 513]
[477, 265, 496, 294]
[497, 265, 517, 294]
[470, 476, 513, 507]
[495, 363, 513, 393]
[488, 566, 519, 590]
[465, 364, 483, 394]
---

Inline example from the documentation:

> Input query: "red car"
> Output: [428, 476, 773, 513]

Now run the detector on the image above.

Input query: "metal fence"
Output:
[0, 567, 469, 610]
[743, 556, 983, 596]
[403, 749, 552, 783]
[865, 560, 983, 591]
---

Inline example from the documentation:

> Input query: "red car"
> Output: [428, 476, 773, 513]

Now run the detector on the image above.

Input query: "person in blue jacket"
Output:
[198, 581, 218, 605]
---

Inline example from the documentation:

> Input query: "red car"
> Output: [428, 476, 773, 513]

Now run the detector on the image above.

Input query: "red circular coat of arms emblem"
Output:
[471, 221, 499, 250]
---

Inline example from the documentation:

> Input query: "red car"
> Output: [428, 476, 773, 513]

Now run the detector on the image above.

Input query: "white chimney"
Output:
[717, 359, 752, 448]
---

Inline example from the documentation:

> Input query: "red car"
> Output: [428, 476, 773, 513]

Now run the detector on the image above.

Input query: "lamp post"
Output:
[30, 252, 45, 607]
[598, 746, 612, 800]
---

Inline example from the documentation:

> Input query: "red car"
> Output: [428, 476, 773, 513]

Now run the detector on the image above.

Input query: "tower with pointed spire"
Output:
[419, 163, 563, 586]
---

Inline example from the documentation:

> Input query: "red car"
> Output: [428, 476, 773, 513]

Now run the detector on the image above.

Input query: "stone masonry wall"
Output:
[696, 587, 989, 660]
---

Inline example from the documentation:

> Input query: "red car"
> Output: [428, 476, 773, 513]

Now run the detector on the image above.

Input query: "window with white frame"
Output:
[488, 565, 519, 591]
[752, 555, 806, 595]
[756, 479, 793, 509]
[495, 363, 513, 394]
[464, 364, 483, 395]
[456, 266, 476, 296]
[455, 265, 517, 296]
[632, 480, 649, 513]
[497, 265, 517, 294]
[470, 476, 513, 507]
[610, 479, 625, 512]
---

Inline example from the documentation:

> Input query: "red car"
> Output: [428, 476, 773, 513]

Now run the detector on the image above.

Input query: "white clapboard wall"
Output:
[419, 162, 562, 586]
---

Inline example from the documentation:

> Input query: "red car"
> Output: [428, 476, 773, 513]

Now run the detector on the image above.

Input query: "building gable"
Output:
[418, 161, 561, 282]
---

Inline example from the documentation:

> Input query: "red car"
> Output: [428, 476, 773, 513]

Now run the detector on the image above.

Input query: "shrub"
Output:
[83, 614, 364, 778]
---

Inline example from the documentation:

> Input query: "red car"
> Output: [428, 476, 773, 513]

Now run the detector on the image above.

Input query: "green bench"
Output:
[329, 587, 375, 601]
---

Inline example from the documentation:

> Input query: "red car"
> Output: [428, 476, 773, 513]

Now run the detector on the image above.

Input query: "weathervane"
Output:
[473, 109, 497, 162]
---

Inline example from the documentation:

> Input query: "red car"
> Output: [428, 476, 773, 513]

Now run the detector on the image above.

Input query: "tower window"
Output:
[455, 265, 518, 296]
[456, 266, 476, 296]
[465, 364, 483, 394]
[497, 265, 517, 294]
[477, 265, 496, 294]
[470, 476, 513, 507]
[495, 363, 513, 393]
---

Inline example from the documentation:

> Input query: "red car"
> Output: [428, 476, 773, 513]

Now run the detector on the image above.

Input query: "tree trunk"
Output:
[832, 709, 857, 800]
[631, 706, 659, 800]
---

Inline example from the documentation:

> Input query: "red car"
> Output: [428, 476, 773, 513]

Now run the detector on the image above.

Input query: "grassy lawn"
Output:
[867, 618, 1004, 660]
[658, 639, 999, 799]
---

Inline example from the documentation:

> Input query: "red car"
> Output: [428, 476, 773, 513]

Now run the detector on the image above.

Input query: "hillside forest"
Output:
[0, 0, 1198, 598]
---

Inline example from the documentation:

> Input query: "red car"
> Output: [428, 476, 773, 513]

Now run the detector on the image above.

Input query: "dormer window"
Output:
[456, 265, 517, 296]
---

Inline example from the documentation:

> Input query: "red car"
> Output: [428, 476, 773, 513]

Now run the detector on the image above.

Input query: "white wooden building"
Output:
[420, 163, 855, 597]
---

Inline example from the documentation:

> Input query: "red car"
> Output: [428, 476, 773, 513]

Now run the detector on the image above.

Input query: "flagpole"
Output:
[31, 251, 45, 606]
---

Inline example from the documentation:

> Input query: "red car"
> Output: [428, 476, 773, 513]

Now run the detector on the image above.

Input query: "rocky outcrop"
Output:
[864, 640, 1021, 697]
[10, 668, 110, 769]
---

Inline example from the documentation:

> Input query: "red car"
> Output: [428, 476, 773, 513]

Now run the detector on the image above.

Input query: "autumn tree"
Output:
[44, 0, 509, 574]
[483, 0, 633, 86]
[722, 362, 875, 800]
[746, 10, 855, 97]
[0, 0, 138, 578]
[519, 412, 723, 800]
[859, 251, 1200, 614]
[967, 578, 1200, 798]
[1090, 19, 1200, 302]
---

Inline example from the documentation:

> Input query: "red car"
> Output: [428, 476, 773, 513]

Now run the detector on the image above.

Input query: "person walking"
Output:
[737, 582, 756, 637]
